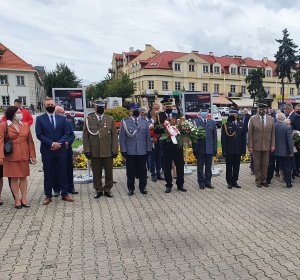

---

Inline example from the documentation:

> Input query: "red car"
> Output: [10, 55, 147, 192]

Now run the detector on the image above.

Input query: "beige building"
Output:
[111, 45, 300, 108]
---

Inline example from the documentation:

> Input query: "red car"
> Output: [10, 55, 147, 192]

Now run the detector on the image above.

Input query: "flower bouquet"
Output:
[292, 131, 300, 152]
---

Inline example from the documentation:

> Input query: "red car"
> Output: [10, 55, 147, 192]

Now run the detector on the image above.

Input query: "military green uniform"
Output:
[83, 113, 118, 192]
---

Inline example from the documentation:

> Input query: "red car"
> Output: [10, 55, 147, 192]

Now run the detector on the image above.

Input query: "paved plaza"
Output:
[0, 131, 300, 280]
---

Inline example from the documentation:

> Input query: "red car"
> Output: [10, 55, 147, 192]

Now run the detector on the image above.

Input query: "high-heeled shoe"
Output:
[15, 205, 22, 209]
[21, 203, 30, 208]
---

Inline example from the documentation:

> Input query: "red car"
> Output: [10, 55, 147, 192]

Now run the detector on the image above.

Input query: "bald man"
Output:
[53, 106, 78, 195]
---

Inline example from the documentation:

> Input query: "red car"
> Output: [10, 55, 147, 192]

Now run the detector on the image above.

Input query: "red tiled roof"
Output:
[143, 51, 186, 69]
[125, 50, 142, 57]
[114, 53, 123, 60]
[0, 43, 35, 71]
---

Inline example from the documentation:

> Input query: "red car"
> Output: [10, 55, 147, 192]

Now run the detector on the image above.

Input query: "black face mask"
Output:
[45, 106, 55, 113]
[259, 111, 265, 116]
[165, 109, 172, 114]
[96, 107, 104, 114]
[296, 111, 300, 115]
[132, 110, 140, 117]
[227, 115, 235, 122]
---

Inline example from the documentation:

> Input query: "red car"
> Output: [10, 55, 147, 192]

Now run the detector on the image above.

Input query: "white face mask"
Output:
[15, 113, 23, 121]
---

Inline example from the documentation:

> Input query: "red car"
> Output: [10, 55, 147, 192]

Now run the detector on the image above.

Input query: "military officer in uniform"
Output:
[221, 109, 246, 189]
[119, 103, 152, 196]
[154, 98, 186, 193]
[83, 99, 118, 198]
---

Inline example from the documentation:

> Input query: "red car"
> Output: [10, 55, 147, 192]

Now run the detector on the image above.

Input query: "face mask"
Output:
[172, 110, 178, 115]
[46, 106, 55, 113]
[96, 107, 104, 114]
[165, 108, 172, 114]
[296, 111, 300, 115]
[132, 110, 140, 117]
[259, 110, 265, 116]
[227, 115, 235, 122]
[200, 112, 208, 118]
[15, 113, 23, 121]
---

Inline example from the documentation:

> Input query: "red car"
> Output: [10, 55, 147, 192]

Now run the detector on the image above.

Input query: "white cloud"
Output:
[1, 0, 300, 82]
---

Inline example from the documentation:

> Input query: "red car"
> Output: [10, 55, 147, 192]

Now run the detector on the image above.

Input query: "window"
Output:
[2, 96, 9, 106]
[214, 84, 219, 93]
[16, 75, 25, 86]
[189, 82, 195, 91]
[290, 88, 294, 96]
[248, 69, 254, 75]
[189, 64, 195, 72]
[0, 75, 8, 85]
[203, 65, 209, 73]
[162, 81, 168, 91]
[266, 69, 272, 77]
[230, 85, 236, 93]
[241, 68, 247, 76]
[174, 63, 181, 71]
[148, 80, 154, 90]
[175, 81, 181, 91]
[241, 86, 246, 94]
[202, 83, 208, 92]
[18, 96, 27, 106]
[230, 67, 237, 75]
[214, 66, 220, 74]
[265, 87, 270, 94]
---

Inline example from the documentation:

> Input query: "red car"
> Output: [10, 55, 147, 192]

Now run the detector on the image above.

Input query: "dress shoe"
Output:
[233, 184, 241, 188]
[70, 190, 79, 195]
[227, 184, 232, 189]
[62, 196, 74, 202]
[43, 197, 52, 205]
[21, 203, 30, 208]
[53, 192, 60, 197]
[177, 187, 187, 192]
[157, 176, 164, 180]
[199, 185, 205, 189]
[104, 192, 113, 198]
[113, 180, 117, 184]
[0, 199, 3, 206]
[263, 183, 269, 187]
[256, 185, 262, 188]
[205, 185, 214, 189]
[266, 180, 271, 185]
[140, 190, 148, 194]
[286, 184, 293, 188]
[94, 192, 103, 199]
[151, 176, 157, 182]
[15, 205, 22, 209]
[128, 190, 134, 196]
[165, 187, 172, 193]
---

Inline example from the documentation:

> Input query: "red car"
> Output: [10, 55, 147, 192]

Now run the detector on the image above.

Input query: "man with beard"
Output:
[154, 98, 186, 193]
[119, 103, 152, 196]
[83, 99, 118, 198]
[221, 110, 246, 189]
[248, 103, 275, 188]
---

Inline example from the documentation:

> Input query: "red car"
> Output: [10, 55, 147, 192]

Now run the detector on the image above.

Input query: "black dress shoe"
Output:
[205, 185, 214, 189]
[104, 192, 113, 198]
[286, 184, 293, 188]
[227, 184, 232, 189]
[233, 184, 241, 188]
[151, 176, 157, 182]
[94, 192, 103, 199]
[128, 190, 134, 196]
[263, 183, 269, 187]
[113, 181, 117, 184]
[157, 176, 165, 180]
[256, 185, 262, 188]
[199, 185, 205, 189]
[21, 203, 30, 208]
[15, 205, 22, 209]
[140, 190, 148, 194]
[71, 190, 79, 194]
[178, 187, 187, 192]
[165, 187, 172, 193]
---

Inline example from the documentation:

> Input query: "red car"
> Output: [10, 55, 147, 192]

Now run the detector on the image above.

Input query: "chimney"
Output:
[262, 57, 268, 64]
[209, 51, 214, 56]
[192, 50, 198, 54]
[145, 44, 152, 49]
[129, 47, 134, 52]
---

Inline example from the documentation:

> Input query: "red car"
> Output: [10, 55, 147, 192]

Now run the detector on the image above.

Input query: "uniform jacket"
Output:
[274, 122, 293, 157]
[192, 118, 217, 155]
[221, 120, 246, 155]
[83, 113, 118, 157]
[288, 111, 300, 131]
[0, 121, 36, 161]
[248, 114, 275, 151]
[35, 113, 70, 154]
[154, 111, 179, 150]
[119, 116, 152, 155]
[2, 108, 33, 126]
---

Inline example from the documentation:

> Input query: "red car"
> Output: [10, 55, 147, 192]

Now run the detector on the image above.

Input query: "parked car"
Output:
[212, 105, 222, 128]
[218, 106, 230, 116]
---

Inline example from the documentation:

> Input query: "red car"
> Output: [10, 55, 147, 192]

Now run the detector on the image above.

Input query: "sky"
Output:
[1, 0, 300, 84]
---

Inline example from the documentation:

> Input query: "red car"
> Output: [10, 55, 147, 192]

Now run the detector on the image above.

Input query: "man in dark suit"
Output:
[192, 108, 217, 189]
[36, 97, 74, 205]
[242, 108, 251, 132]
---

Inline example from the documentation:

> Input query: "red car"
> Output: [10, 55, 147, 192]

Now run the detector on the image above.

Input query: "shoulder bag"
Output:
[4, 123, 13, 155]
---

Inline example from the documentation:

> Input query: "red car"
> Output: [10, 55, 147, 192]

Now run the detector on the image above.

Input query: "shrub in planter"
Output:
[105, 107, 130, 122]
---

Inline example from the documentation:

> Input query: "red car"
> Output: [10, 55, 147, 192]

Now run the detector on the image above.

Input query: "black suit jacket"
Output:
[289, 111, 300, 131]
[242, 114, 251, 132]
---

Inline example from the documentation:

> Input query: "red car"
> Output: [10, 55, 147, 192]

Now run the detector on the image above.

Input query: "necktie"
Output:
[204, 119, 207, 125]
[261, 116, 264, 126]
[135, 118, 138, 126]
[50, 115, 55, 129]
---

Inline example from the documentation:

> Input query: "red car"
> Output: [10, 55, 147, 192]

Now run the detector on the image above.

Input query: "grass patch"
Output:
[73, 139, 83, 149]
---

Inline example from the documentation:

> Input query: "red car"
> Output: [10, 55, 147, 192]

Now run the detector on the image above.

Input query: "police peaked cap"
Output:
[161, 98, 173, 106]
[94, 99, 106, 107]
[229, 109, 238, 114]
[257, 103, 268, 108]
[128, 103, 140, 110]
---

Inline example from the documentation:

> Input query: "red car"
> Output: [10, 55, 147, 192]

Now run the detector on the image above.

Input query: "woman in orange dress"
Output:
[0, 106, 36, 209]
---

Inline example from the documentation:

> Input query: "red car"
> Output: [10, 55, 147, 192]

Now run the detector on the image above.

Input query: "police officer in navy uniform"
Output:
[119, 103, 152, 196]
[154, 98, 186, 193]
[221, 109, 246, 189]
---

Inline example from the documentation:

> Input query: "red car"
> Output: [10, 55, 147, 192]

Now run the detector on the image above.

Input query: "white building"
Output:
[0, 43, 44, 108]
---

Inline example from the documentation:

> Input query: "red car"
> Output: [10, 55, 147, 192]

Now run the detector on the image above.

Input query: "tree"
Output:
[245, 68, 267, 104]
[275, 28, 298, 103]
[294, 60, 300, 94]
[105, 73, 135, 99]
[44, 63, 81, 96]
[85, 75, 111, 101]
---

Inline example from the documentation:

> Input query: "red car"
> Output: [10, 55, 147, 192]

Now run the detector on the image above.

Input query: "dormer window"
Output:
[189, 59, 195, 72]
[266, 69, 272, 77]
[203, 65, 209, 73]
[230, 67, 237, 75]
[241, 68, 247, 76]
[174, 63, 181, 71]
[214, 66, 220, 74]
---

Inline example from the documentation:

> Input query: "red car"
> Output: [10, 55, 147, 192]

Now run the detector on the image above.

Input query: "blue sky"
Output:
[1, 0, 300, 84]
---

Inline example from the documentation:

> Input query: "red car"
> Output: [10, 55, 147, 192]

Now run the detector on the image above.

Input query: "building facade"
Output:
[111, 45, 300, 108]
[0, 43, 45, 108]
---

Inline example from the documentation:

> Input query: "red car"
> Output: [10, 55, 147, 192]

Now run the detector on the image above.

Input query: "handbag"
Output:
[4, 123, 13, 155]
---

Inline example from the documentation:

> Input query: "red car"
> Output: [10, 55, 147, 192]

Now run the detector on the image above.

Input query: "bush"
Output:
[105, 107, 130, 121]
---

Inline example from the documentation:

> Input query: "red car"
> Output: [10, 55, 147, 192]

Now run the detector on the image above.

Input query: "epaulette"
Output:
[140, 116, 147, 121]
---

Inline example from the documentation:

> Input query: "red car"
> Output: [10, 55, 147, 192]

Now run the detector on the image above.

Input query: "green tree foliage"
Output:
[294, 62, 300, 92]
[44, 63, 81, 96]
[85, 75, 111, 100]
[275, 28, 298, 103]
[245, 68, 267, 104]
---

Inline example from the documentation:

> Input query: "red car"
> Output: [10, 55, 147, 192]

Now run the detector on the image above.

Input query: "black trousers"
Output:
[197, 153, 213, 186]
[126, 155, 147, 191]
[163, 148, 184, 189]
[267, 154, 276, 182]
[225, 154, 241, 186]
[278, 156, 292, 186]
